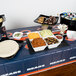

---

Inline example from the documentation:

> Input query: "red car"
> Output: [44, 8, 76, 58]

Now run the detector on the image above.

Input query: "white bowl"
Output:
[55, 35, 63, 42]
[33, 45, 47, 52]
[13, 32, 23, 40]
[27, 31, 47, 52]
[44, 36, 61, 49]
[29, 37, 47, 52]
[67, 30, 76, 39]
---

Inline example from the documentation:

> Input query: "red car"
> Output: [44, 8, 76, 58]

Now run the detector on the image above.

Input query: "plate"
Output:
[0, 37, 24, 59]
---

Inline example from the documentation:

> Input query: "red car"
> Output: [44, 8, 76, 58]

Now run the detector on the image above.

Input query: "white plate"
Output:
[0, 40, 19, 58]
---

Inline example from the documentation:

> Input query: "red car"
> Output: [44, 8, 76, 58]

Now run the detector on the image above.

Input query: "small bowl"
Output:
[55, 35, 63, 42]
[67, 30, 76, 39]
[13, 32, 23, 40]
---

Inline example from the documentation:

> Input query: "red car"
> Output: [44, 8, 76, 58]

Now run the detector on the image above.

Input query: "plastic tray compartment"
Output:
[31, 39, 47, 52]
[44, 36, 61, 49]
[27, 31, 47, 52]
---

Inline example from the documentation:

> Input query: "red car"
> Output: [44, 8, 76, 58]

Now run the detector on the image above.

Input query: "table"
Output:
[30, 62, 76, 76]
[0, 26, 76, 76]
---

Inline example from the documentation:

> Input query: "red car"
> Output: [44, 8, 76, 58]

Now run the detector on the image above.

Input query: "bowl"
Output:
[44, 36, 61, 49]
[55, 35, 63, 42]
[30, 38, 47, 52]
[67, 30, 76, 39]
[13, 32, 23, 40]
[27, 31, 47, 52]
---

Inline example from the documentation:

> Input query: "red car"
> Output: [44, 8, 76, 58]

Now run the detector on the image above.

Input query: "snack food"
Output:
[45, 37, 59, 45]
[28, 32, 40, 39]
[0, 40, 19, 58]
[13, 32, 23, 40]
[56, 35, 62, 39]
[40, 30, 53, 37]
[0, 18, 3, 23]
[31, 38, 46, 48]
[44, 16, 57, 25]
[37, 17, 45, 23]
[14, 33, 21, 37]
[56, 35, 63, 42]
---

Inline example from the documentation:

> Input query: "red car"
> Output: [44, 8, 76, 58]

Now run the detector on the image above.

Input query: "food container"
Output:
[67, 30, 76, 40]
[55, 35, 63, 42]
[13, 32, 23, 40]
[39, 29, 54, 38]
[27, 31, 47, 52]
[31, 39, 47, 52]
[27, 31, 40, 39]
[34, 14, 59, 25]
[60, 13, 76, 31]
[30, 38, 47, 52]
[33, 46, 46, 52]
[44, 36, 61, 49]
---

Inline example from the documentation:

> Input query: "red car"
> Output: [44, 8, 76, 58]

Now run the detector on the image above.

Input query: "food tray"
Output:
[30, 39, 47, 52]
[27, 31, 61, 52]
[34, 14, 59, 25]
[44, 36, 61, 49]
[27, 31, 41, 39]
[27, 31, 47, 52]
[26, 38, 69, 54]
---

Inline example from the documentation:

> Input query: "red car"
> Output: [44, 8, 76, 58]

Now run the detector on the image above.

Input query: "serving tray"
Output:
[26, 38, 69, 54]
[34, 14, 59, 25]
